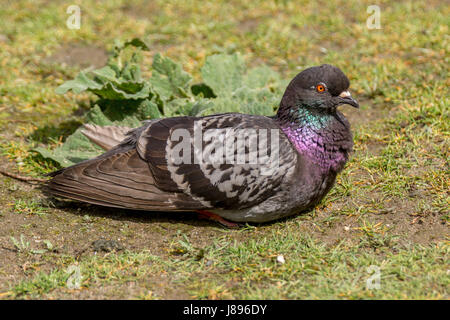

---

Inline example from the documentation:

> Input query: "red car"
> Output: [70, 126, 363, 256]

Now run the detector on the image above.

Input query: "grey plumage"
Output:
[47, 64, 359, 223]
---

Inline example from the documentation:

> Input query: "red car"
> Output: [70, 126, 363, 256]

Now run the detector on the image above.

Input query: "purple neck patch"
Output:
[281, 124, 347, 172]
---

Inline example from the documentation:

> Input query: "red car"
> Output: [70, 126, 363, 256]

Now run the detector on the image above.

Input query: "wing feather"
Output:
[138, 113, 297, 210]
[47, 147, 205, 211]
[48, 113, 297, 212]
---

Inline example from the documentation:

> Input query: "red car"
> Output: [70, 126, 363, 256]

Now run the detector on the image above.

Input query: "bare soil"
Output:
[43, 44, 108, 68]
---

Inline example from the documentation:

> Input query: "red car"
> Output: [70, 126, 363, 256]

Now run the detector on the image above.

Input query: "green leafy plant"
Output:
[35, 39, 285, 167]
[10, 234, 47, 254]
[10, 234, 30, 252]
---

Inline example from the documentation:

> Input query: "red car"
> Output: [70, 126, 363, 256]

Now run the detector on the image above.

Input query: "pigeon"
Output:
[46, 64, 359, 226]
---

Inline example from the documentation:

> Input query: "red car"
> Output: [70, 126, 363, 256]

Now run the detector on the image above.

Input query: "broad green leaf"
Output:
[34, 132, 103, 167]
[204, 96, 241, 114]
[233, 87, 279, 116]
[167, 99, 213, 117]
[244, 65, 280, 89]
[55, 72, 102, 94]
[90, 82, 151, 100]
[85, 105, 114, 125]
[97, 101, 143, 126]
[91, 66, 119, 82]
[150, 53, 191, 100]
[203, 86, 278, 116]
[137, 99, 162, 119]
[188, 100, 213, 116]
[56, 66, 150, 100]
[150, 71, 177, 100]
[123, 64, 142, 82]
[201, 53, 245, 96]
[152, 53, 191, 88]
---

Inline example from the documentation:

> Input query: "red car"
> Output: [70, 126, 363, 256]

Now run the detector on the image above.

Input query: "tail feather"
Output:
[81, 124, 132, 151]
[46, 148, 205, 211]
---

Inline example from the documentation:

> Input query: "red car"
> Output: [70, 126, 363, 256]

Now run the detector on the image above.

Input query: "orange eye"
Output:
[316, 84, 325, 92]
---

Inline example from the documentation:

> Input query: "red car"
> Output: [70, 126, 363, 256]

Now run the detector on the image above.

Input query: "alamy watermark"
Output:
[66, 5, 81, 30]
[66, 264, 82, 289]
[167, 121, 281, 175]
[366, 265, 381, 290]
[366, 5, 382, 29]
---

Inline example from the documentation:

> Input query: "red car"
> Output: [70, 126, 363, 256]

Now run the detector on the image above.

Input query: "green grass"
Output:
[0, 0, 448, 299]
[8, 231, 449, 299]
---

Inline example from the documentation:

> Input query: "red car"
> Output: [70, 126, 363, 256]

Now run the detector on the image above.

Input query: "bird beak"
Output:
[338, 90, 359, 108]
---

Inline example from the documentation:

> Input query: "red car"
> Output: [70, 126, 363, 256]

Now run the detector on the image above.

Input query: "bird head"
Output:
[279, 64, 359, 114]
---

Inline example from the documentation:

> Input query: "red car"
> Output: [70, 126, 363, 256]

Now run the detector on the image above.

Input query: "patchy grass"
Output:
[6, 231, 449, 299]
[11, 199, 48, 216]
[0, 0, 448, 299]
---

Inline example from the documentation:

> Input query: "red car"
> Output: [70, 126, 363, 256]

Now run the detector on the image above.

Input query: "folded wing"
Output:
[47, 113, 297, 212]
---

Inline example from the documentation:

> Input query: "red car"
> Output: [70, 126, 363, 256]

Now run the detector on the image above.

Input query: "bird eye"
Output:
[316, 84, 326, 93]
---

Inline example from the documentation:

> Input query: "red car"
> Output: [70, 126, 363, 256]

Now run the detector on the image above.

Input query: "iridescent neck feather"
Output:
[277, 107, 352, 172]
